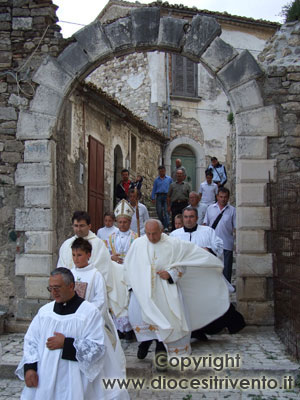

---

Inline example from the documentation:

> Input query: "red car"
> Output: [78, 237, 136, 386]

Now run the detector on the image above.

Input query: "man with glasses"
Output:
[16, 268, 129, 400]
[57, 211, 112, 285]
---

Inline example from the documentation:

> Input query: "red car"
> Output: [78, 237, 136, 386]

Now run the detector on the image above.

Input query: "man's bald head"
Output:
[145, 219, 163, 244]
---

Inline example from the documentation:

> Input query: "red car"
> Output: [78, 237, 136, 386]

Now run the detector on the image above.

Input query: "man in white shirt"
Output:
[188, 191, 201, 225]
[198, 170, 218, 224]
[128, 189, 149, 236]
[204, 187, 236, 282]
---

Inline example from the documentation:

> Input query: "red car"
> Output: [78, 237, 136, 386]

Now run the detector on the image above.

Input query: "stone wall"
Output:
[259, 21, 300, 178]
[88, 52, 151, 122]
[0, 0, 64, 322]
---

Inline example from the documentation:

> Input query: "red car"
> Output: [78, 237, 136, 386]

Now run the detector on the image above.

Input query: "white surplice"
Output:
[170, 225, 223, 258]
[124, 233, 229, 353]
[15, 301, 129, 400]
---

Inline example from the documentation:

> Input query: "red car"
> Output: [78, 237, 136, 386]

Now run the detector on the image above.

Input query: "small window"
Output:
[171, 54, 198, 98]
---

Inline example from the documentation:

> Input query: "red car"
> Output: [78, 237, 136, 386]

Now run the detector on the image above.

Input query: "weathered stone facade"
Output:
[56, 84, 164, 249]
[0, 0, 297, 331]
[259, 21, 300, 177]
[89, 1, 279, 191]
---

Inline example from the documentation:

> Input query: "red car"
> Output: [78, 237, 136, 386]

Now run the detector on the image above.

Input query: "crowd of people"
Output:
[16, 157, 245, 400]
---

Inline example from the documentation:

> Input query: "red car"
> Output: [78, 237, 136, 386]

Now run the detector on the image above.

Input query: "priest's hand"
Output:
[157, 270, 170, 280]
[25, 369, 38, 387]
[111, 254, 123, 264]
[46, 332, 65, 350]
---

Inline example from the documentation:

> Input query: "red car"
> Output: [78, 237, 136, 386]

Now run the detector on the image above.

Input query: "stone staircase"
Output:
[1, 329, 300, 399]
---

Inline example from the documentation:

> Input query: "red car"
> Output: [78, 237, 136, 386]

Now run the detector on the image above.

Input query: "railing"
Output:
[269, 176, 300, 360]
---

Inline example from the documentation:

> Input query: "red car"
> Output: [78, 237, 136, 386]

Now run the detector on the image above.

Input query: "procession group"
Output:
[16, 157, 245, 400]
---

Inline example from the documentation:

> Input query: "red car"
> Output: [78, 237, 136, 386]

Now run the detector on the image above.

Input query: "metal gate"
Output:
[269, 176, 300, 360]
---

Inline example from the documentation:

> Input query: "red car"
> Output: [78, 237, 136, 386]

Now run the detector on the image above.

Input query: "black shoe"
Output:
[154, 341, 168, 372]
[137, 340, 153, 359]
[118, 330, 125, 339]
[124, 330, 135, 341]
[191, 330, 209, 342]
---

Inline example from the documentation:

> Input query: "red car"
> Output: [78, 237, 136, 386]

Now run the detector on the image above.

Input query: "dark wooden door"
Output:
[88, 136, 104, 233]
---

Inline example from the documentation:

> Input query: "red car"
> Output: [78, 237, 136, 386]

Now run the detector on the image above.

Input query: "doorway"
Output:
[171, 146, 196, 190]
[88, 136, 104, 233]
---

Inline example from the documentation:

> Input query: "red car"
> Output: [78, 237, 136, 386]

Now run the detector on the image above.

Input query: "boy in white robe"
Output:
[97, 212, 118, 246]
[15, 268, 129, 400]
[70, 237, 126, 374]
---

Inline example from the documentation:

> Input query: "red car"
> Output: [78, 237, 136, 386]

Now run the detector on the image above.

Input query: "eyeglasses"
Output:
[47, 286, 63, 292]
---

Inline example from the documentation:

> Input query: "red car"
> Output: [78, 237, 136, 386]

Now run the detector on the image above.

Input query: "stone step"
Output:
[1, 328, 299, 384]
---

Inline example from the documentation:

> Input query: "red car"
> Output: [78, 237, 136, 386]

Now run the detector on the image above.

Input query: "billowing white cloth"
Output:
[170, 225, 223, 258]
[57, 231, 112, 288]
[169, 227, 234, 293]
[71, 264, 126, 375]
[124, 234, 229, 344]
[15, 301, 129, 400]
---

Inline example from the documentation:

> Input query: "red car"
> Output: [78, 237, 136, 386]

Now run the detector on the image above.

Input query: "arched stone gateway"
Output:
[12, 7, 277, 325]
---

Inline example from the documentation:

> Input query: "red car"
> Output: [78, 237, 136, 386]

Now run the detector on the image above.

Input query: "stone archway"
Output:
[14, 7, 278, 325]
[164, 136, 206, 190]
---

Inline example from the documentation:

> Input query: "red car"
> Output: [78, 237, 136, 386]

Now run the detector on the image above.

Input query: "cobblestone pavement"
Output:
[1, 327, 299, 399]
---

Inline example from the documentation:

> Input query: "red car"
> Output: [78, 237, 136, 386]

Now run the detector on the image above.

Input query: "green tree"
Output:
[281, 0, 300, 22]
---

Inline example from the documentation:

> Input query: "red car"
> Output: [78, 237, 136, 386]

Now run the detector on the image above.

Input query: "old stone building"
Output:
[0, 0, 299, 355]
[56, 82, 165, 251]
[87, 0, 280, 192]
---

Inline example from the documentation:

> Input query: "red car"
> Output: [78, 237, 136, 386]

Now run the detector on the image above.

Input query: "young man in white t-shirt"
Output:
[198, 170, 218, 224]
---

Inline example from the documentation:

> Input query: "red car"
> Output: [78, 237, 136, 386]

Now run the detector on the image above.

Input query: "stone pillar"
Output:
[235, 106, 278, 325]
[0, 0, 63, 323]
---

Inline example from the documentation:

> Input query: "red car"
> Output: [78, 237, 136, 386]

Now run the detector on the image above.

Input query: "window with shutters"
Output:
[171, 54, 198, 98]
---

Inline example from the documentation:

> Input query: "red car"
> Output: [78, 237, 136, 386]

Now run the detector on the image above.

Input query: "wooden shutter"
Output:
[172, 54, 198, 97]
[88, 136, 104, 233]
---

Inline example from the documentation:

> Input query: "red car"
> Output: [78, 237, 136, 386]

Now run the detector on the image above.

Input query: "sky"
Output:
[54, 0, 289, 38]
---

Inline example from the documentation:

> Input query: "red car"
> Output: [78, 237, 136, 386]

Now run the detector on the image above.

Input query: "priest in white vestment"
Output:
[170, 206, 223, 258]
[15, 268, 129, 400]
[124, 219, 230, 360]
[57, 211, 112, 288]
[107, 200, 138, 340]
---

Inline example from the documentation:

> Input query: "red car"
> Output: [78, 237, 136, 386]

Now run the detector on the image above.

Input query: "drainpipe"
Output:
[165, 53, 171, 138]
